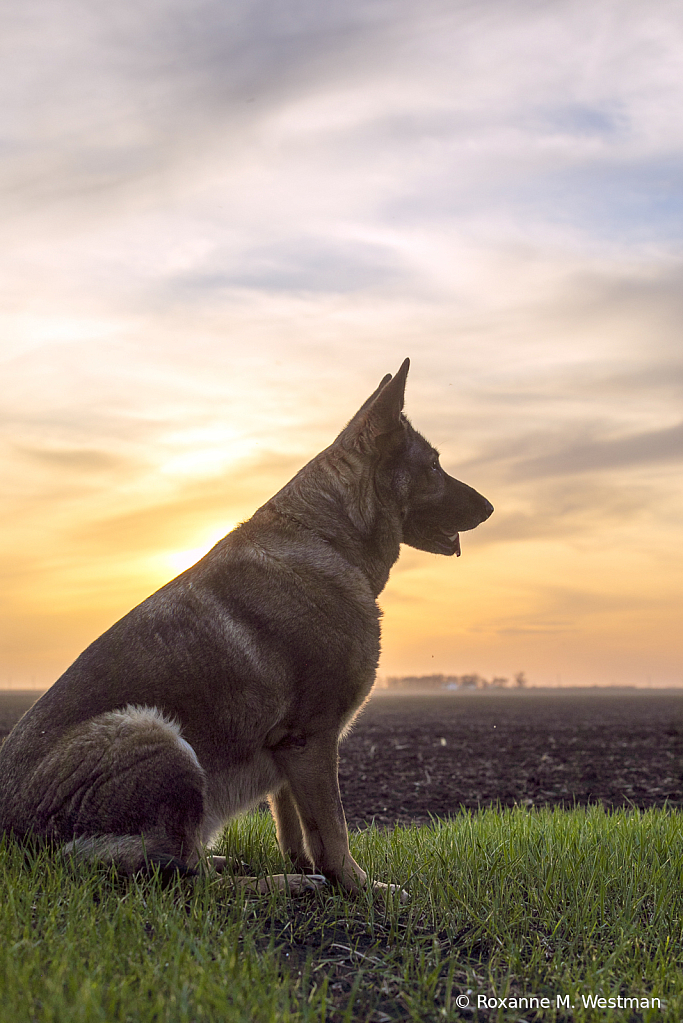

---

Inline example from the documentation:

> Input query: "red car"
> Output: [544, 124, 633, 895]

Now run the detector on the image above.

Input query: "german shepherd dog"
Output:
[0, 360, 492, 895]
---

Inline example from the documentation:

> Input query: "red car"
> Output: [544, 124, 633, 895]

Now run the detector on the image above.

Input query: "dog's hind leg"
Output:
[27, 705, 207, 875]
[268, 783, 310, 871]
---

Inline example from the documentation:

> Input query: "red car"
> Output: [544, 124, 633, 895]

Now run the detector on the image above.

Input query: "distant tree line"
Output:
[383, 672, 528, 691]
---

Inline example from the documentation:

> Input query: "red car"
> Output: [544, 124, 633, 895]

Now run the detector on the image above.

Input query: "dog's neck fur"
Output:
[263, 446, 403, 598]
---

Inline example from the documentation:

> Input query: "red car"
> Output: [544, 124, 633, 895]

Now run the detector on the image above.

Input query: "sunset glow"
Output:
[2, 1, 682, 688]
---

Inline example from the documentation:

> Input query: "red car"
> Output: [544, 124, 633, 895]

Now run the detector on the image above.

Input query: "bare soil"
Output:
[2, 688, 682, 829]
[339, 689, 683, 828]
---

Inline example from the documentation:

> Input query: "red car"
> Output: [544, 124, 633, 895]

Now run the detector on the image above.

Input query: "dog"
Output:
[0, 359, 493, 894]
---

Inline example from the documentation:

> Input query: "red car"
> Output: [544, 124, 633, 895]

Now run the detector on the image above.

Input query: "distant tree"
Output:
[385, 672, 521, 692]
[386, 674, 448, 690]
[459, 674, 479, 689]
[442, 676, 461, 690]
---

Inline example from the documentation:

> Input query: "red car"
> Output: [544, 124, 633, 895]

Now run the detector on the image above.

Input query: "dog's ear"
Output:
[342, 373, 393, 435]
[364, 358, 409, 435]
[340, 359, 410, 448]
[357, 373, 393, 414]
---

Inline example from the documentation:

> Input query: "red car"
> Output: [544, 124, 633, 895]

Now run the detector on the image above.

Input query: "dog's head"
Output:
[341, 359, 493, 556]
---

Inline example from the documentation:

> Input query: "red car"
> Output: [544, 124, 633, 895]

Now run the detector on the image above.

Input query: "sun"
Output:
[164, 525, 236, 575]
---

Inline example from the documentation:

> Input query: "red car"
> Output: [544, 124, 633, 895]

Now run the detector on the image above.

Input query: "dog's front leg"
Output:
[274, 733, 368, 892]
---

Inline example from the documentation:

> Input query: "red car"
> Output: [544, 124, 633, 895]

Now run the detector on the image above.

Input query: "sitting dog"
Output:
[0, 359, 493, 894]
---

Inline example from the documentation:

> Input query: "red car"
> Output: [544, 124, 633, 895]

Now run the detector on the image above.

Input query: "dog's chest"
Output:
[201, 754, 282, 842]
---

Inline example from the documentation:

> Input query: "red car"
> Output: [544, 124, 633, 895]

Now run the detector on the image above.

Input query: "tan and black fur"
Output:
[0, 360, 493, 894]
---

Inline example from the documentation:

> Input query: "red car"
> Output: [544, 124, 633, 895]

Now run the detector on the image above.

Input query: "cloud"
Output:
[0, 0, 412, 217]
[4, 0, 683, 243]
[511, 421, 683, 479]
[169, 236, 407, 295]
[15, 445, 130, 475]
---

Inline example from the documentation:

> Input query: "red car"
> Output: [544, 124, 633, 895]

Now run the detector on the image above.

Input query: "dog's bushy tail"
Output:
[61, 833, 197, 878]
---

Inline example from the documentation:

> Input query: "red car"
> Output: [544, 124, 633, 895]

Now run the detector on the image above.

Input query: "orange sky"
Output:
[2, 1, 682, 688]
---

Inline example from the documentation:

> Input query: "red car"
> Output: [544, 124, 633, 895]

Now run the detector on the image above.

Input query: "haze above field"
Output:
[2, 0, 682, 688]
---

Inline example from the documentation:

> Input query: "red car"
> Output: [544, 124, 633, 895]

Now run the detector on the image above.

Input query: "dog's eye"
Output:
[430, 459, 440, 473]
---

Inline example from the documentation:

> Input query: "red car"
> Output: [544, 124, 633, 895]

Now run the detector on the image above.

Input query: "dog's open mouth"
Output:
[439, 529, 461, 557]
[403, 517, 464, 557]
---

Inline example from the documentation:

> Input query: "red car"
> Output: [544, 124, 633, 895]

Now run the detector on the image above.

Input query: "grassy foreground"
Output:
[0, 807, 680, 1022]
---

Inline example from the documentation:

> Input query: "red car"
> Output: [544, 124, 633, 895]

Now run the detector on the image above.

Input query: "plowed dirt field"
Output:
[2, 688, 681, 829]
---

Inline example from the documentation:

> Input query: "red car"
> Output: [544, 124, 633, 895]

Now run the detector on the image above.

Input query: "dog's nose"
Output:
[482, 499, 494, 520]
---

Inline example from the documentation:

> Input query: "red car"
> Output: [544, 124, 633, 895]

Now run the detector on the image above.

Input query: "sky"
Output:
[1, 0, 682, 688]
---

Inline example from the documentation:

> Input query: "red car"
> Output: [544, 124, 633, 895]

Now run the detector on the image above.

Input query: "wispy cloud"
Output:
[510, 421, 683, 479]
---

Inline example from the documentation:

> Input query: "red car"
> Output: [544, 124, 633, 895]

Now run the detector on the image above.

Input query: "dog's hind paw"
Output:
[264, 873, 329, 895]
[372, 880, 409, 903]
[201, 854, 252, 875]
[237, 873, 328, 896]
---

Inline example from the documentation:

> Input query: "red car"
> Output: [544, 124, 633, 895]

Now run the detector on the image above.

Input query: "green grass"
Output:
[1, 807, 681, 1021]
